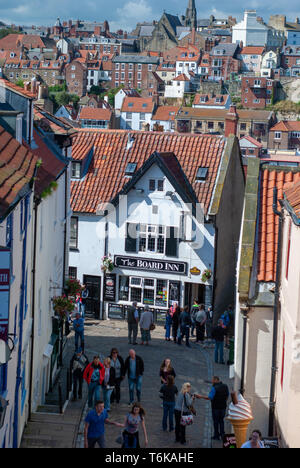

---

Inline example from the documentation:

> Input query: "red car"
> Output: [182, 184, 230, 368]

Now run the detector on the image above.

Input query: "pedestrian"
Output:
[206, 306, 214, 343]
[190, 300, 199, 337]
[73, 312, 85, 352]
[160, 375, 178, 432]
[174, 382, 195, 445]
[165, 308, 173, 341]
[84, 400, 123, 449]
[127, 301, 139, 345]
[124, 349, 144, 405]
[241, 430, 265, 448]
[80, 284, 89, 319]
[178, 306, 192, 347]
[102, 358, 116, 411]
[139, 305, 154, 345]
[194, 376, 229, 441]
[221, 307, 231, 347]
[109, 348, 125, 404]
[159, 358, 176, 385]
[172, 305, 181, 343]
[83, 356, 105, 408]
[195, 304, 207, 343]
[70, 348, 89, 401]
[169, 302, 177, 317]
[122, 403, 148, 448]
[211, 319, 227, 364]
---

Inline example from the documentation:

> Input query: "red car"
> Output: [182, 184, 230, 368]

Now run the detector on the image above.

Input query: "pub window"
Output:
[70, 217, 78, 249]
[139, 224, 166, 255]
[119, 276, 129, 301]
[156, 279, 168, 307]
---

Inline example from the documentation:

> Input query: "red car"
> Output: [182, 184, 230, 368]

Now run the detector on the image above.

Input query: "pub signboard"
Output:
[114, 255, 187, 275]
[104, 273, 116, 302]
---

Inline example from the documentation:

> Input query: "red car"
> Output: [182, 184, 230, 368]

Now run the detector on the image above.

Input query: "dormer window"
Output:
[71, 161, 81, 179]
[125, 162, 137, 176]
[196, 167, 208, 182]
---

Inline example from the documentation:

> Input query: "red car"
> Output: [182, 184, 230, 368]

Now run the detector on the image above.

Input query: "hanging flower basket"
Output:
[201, 268, 212, 283]
[52, 295, 75, 320]
[65, 278, 82, 296]
[101, 255, 114, 273]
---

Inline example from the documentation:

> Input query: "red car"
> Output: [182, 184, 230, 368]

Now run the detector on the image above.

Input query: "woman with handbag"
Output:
[174, 382, 195, 445]
[139, 306, 154, 346]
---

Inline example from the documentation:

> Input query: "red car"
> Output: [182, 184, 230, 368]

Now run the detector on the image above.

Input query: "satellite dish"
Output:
[0, 339, 12, 364]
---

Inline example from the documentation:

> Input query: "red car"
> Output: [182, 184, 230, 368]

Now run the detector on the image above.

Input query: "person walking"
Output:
[124, 349, 144, 405]
[172, 305, 181, 343]
[73, 312, 85, 352]
[127, 301, 139, 345]
[195, 376, 229, 441]
[139, 305, 154, 345]
[190, 300, 199, 337]
[206, 306, 214, 343]
[109, 348, 125, 404]
[160, 375, 178, 432]
[195, 304, 207, 344]
[241, 430, 265, 448]
[101, 358, 116, 411]
[159, 358, 176, 385]
[84, 400, 123, 449]
[164, 308, 173, 341]
[70, 349, 89, 401]
[178, 306, 192, 347]
[122, 403, 148, 448]
[211, 319, 227, 364]
[174, 382, 195, 445]
[80, 284, 89, 319]
[83, 356, 105, 408]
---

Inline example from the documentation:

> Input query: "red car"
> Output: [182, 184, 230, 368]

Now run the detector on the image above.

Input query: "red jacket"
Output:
[83, 362, 105, 385]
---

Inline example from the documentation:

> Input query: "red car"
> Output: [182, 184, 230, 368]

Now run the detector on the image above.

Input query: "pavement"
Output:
[21, 318, 233, 449]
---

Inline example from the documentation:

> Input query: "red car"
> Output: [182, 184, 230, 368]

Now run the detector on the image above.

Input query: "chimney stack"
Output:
[191, 27, 196, 46]
[225, 105, 238, 137]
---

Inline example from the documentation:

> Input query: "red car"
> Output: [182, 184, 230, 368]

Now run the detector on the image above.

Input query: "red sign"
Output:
[0, 269, 10, 286]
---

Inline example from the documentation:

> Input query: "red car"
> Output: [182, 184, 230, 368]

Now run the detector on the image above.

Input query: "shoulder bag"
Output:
[180, 394, 194, 426]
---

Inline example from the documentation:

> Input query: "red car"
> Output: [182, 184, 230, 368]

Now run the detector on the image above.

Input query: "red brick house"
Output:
[269, 121, 300, 150]
[241, 76, 277, 109]
[112, 55, 159, 93]
[65, 59, 87, 97]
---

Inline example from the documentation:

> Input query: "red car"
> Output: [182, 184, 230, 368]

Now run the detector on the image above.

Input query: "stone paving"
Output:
[21, 318, 233, 449]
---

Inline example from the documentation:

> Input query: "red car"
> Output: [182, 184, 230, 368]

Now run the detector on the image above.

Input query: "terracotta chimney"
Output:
[191, 27, 196, 46]
[225, 105, 238, 137]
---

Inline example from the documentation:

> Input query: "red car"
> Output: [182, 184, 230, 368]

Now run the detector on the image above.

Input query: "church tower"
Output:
[184, 0, 197, 29]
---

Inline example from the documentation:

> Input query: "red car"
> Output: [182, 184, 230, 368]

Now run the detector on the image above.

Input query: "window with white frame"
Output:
[139, 224, 166, 254]
[119, 275, 169, 307]
[149, 179, 164, 192]
[275, 131, 281, 139]
[71, 161, 81, 179]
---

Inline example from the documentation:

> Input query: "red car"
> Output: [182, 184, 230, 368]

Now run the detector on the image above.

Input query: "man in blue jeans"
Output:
[124, 349, 144, 405]
[84, 400, 123, 448]
[211, 319, 227, 364]
[195, 376, 229, 441]
[73, 312, 85, 352]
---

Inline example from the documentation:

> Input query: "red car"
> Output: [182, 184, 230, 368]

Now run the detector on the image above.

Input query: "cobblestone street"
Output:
[21, 318, 233, 448]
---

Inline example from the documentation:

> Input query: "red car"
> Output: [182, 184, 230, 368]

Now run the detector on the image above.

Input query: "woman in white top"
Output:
[241, 430, 265, 448]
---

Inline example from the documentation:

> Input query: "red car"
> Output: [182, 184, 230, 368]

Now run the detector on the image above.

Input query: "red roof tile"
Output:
[0, 78, 36, 99]
[173, 73, 190, 81]
[70, 130, 226, 215]
[152, 106, 180, 122]
[257, 168, 300, 282]
[79, 107, 112, 121]
[284, 179, 300, 219]
[270, 121, 300, 132]
[121, 97, 154, 113]
[0, 126, 38, 218]
[240, 46, 265, 55]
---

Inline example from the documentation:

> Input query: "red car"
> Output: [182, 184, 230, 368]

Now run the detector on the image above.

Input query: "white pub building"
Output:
[69, 130, 245, 322]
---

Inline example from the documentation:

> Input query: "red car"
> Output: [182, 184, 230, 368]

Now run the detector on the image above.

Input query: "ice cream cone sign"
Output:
[227, 392, 253, 448]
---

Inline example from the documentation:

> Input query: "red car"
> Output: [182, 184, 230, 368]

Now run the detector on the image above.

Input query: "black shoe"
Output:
[212, 436, 220, 441]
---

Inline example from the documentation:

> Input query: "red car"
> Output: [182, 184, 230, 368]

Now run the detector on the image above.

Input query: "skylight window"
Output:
[196, 167, 208, 182]
[125, 162, 137, 176]
[142, 103, 148, 108]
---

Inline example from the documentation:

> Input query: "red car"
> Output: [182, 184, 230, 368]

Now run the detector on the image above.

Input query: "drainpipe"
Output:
[239, 305, 249, 396]
[268, 187, 283, 436]
[28, 197, 39, 419]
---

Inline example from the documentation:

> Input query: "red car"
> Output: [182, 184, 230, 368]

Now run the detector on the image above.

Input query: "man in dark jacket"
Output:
[211, 319, 227, 364]
[127, 301, 139, 345]
[178, 306, 192, 347]
[109, 348, 125, 404]
[124, 349, 144, 404]
[195, 376, 229, 441]
[70, 349, 89, 401]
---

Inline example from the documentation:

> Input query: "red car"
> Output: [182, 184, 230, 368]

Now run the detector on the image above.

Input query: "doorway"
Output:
[184, 283, 205, 311]
[83, 275, 102, 319]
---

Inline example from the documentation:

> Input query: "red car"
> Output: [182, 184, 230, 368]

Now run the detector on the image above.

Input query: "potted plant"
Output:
[101, 255, 114, 273]
[52, 295, 75, 320]
[201, 268, 212, 283]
